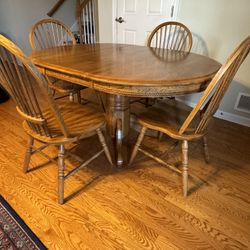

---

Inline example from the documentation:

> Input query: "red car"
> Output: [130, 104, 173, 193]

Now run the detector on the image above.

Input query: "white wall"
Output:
[177, 0, 250, 122]
[97, 0, 113, 43]
[0, 0, 76, 53]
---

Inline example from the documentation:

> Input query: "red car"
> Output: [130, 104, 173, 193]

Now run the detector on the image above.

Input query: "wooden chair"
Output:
[129, 36, 250, 196]
[0, 34, 113, 204]
[29, 18, 85, 103]
[133, 21, 193, 108]
[147, 21, 192, 52]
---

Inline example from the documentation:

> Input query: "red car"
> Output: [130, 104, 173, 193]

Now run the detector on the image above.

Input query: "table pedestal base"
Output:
[106, 95, 130, 167]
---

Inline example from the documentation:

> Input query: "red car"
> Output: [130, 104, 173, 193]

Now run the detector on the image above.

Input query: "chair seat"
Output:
[23, 101, 106, 144]
[49, 79, 85, 93]
[137, 99, 202, 140]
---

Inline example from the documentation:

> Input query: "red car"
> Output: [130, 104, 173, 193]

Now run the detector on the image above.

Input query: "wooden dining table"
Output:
[31, 43, 221, 167]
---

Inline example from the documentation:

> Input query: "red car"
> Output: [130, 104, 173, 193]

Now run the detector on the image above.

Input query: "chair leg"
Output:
[96, 128, 113, 165]
[158, 131, 164, 141]
[203, 136, 210, 163]
[69, 92, 74, 102]
[182, 140, 189, 197]
[58, 144, 65, 204]
[95, 91, 106, 112]
[23, 136, 34, 173]
[129, 127, 147, 165]
[76, 90, 81, 104]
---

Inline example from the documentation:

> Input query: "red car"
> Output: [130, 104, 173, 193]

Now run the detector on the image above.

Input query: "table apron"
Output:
[39, 67, 208, 98]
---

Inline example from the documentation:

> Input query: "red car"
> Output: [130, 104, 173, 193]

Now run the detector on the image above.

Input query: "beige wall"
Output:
[0, 0, 76, 53]
[178, 0, 250, 120]
[97, 0, 113, 43]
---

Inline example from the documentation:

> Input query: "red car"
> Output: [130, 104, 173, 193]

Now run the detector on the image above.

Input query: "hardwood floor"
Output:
[0, 96, 249, 249]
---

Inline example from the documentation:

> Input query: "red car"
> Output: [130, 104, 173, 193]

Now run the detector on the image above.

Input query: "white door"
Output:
[114, 0, 180, 45]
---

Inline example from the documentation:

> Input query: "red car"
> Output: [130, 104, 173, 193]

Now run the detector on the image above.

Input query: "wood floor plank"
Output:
[90, 173, 248, 249]
[0, 97, 249, 249]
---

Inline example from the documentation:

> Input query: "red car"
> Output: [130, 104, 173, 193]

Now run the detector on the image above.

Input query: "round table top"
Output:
[31, 43, 221, 97]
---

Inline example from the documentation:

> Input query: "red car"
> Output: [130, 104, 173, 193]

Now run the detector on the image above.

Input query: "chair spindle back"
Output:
[179, 36, 250, 135]
[147, 21, 192, 52]
[29, 18, 76, 50]
[0, 35, 69, 138]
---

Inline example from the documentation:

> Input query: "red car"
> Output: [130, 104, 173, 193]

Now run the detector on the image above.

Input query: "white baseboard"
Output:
[214, 110, 250, 127]
[176, 98, 250, 127]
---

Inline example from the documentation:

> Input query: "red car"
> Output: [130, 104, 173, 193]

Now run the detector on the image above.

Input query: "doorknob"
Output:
[115, 17, 125, 23]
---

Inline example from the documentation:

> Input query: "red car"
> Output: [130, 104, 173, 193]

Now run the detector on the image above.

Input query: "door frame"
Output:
[112, 0, 181, 43]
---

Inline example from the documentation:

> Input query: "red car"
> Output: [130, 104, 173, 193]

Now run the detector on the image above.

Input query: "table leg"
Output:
[106, 94, 130, 167]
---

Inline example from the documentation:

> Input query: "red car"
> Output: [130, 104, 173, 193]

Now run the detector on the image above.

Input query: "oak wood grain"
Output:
[47, 0, 65, 17]
[31, 44, 221, 97]
[30, 43, 222, 167]
[0, 35, 112, 204]
[0, 97, 249, 249]
[29, 18, 85, 102]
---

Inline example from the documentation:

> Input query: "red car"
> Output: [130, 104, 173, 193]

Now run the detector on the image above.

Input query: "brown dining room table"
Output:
[30, 43, 221, 167]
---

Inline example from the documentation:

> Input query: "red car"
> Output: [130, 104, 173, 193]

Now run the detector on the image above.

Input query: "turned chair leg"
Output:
[23, 136, 34, 173]
[58, 144, 65, 204]
[182, 140, 189, 197]
[129, 127, 147, 165]
[76, 90, 81, 104]
[96, 128, 113, 165]
[158, 131, 164, 141]
[95, 91, 106, 113]
[69, 92, 74, 102]
[203, 136, 210, 163]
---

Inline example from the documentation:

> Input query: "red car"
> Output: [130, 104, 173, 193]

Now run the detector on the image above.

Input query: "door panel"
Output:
[147, 0, 163, 15]
[124, 30, 136, 44]
[115, 0, 178, 46]
[125, 0, 137, 13]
